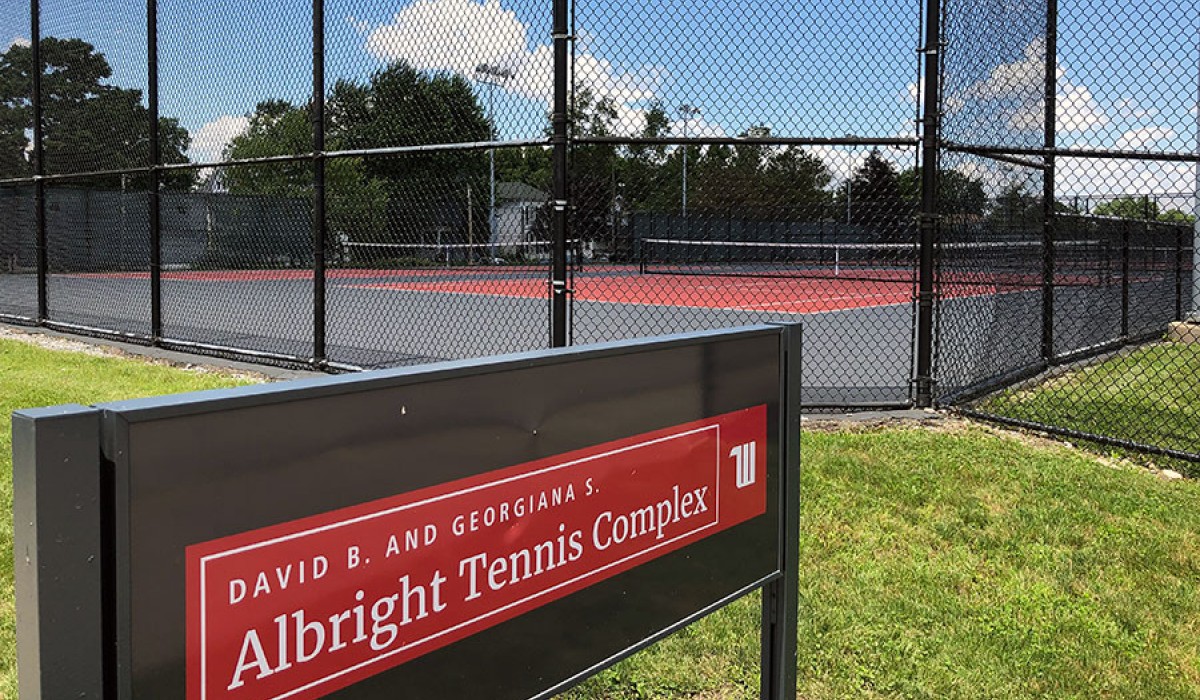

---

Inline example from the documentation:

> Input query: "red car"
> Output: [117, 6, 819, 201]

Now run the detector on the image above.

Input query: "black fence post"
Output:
[312, 0, 327, 365]
[1121, 221, 1130, 337]
[31, 0, 46, 323]
[550, 0, 570, 347]
[914, 0, 942, 407]
[1176, 224, 1185, 321]
[148, 0, 162, 342]
[1041, 0, 1057, 361]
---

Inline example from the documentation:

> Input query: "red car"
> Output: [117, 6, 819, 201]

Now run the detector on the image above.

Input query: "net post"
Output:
[148, 0, 162, 343]
[550, 0, 570, 347]
[914, 0, 942, 408]
[311, 0, 327, 365]
[1041, 0, 1057, 361]
[31, 0, 46, 323]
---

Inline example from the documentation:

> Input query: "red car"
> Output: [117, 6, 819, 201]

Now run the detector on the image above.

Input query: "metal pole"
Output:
[1041, 0, 1057, 361]
[148, 0, 162, 342]
[682, 113, 688, 217]
[31, 0, 46, 322]
[312, 0, 326, 363]
[846, 179, 851, 224]
[1121, 220, 1131, 337]
[489, 82, 496, 258]
[914, 0, 941, 407]
[678, 104, 699, 218]
[1192, 33, 1199, 319]
[1176, 224, 1185, 321]
[550, 0, 570, 347]
[760, 322, 800, 700]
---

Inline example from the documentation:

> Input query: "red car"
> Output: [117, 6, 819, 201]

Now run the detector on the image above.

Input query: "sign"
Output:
[189, 407, 765, 700]
[14, 325, 800, 700]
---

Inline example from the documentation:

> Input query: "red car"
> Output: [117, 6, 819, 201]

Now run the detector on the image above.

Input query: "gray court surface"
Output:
[0, 270, 1180, 407]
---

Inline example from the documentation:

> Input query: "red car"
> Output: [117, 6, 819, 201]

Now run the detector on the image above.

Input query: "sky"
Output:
[3, 0, 1198, 199]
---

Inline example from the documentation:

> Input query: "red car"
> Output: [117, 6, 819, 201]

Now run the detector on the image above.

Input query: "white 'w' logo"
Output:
[730, 442, 757, 488]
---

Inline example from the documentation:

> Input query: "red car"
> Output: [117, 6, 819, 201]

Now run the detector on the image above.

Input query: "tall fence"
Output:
[0, 0, 1197, 465]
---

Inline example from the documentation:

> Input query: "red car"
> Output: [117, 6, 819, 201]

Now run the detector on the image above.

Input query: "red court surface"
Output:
[349, 273, 943, 313]
[71, 266, 1038, 313]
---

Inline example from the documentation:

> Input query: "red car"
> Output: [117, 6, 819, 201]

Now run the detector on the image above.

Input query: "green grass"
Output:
[980, 342, 1200, 475]
[562, 426, 1200, 699]
[4, 338, 1200, 698]
[0, 338, 254, 699]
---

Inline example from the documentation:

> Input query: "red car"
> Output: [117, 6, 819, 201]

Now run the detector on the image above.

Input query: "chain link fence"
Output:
[0, 0, 1196, 466]
[935, 0, 1200, 470]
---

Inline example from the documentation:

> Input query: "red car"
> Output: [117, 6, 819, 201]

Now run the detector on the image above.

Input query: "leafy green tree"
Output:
[1092, 195, 1159, 220]
[989, 182, 1041, 229]
[841, 150, 906, 241]
[221, 100, 313, 195]
[898, 166, 987, 219]
[1158, 208, 1196, 225]
[222, 99, 386, 247]
[495, 146, 551, 192]
[563, 88, 626, 249]
[335, 63, 490, 244]
[0, 38, 192, 188]
[223, 62, 492, 246]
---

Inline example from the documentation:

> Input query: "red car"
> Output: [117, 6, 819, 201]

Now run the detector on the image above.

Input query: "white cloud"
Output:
[364, 0, 528, 79]
[1112, 98, 1159, 121]
[346, 15, 371, 35]
[359, 0, 662, 123]
[805, 142, 915, 185]
[189, 115, 250, 164]
[947, 38, 1108, 135]
[1058, 156, 1195, 198]
[670, 115, 726, 139]
[1112, 127, 1177, 151]
[5, 36, 31, 50]
[1052, 82, 1108, 133]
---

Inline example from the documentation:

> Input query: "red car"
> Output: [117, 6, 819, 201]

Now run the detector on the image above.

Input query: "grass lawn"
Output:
[563, 425, 1200, 699]
[4, 334, 1200, 698]
[0, 336, 257, 699]
[979, 342, 1200, 475]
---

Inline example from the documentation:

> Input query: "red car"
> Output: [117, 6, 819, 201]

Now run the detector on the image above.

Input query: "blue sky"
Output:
[5, 0, 1198, 196]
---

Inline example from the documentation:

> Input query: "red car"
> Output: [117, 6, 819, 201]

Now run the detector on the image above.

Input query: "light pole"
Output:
[679, 104, 701, 218]
[475, 63, 515, 261]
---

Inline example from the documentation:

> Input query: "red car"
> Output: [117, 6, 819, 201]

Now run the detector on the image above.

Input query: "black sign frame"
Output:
[13, 324, 800, 700]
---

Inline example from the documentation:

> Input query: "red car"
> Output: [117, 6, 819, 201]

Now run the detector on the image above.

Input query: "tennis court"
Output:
[3, 230, 1182, 407]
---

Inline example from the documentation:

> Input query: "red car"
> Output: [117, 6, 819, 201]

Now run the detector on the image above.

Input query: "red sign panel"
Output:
[186, 405, 768, 700]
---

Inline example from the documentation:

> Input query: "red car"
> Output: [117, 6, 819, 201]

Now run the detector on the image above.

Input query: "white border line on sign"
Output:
[199, 422, 728, 700]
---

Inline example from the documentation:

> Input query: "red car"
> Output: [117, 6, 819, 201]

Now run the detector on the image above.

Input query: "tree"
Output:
[0, 38, 193, 188]
[1092, 195, 1158, 220]
[898, 166, 987, 219]
[842, 150, 906, 241]
[223, 62, 493, 247]
[334, 63, 491, 245]
[221, 99, 387, 249]
[221, 100, 314, 196]
[1158, 208, 1196, 225]
[989, 182, 1041, 229]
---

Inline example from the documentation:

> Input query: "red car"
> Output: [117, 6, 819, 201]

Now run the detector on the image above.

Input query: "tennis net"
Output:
[638, 237, 1114, 286]
[341, 239, 567, 268]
